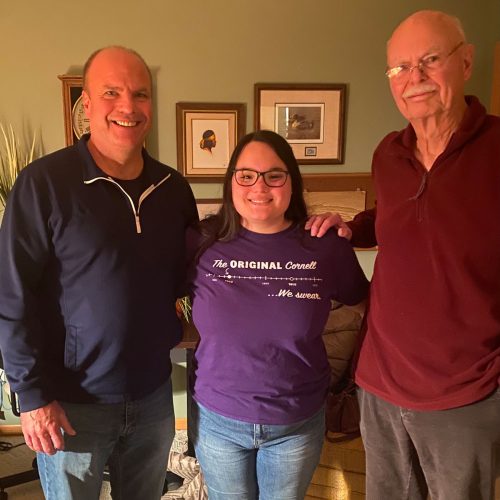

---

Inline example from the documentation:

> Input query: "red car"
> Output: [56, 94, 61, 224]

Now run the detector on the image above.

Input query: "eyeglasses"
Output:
[385, 41, 464, 81]
[233, 168, 289, 187]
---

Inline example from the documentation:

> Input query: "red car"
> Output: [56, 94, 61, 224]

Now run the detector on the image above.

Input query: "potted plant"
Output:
[0, 123, 39, 212]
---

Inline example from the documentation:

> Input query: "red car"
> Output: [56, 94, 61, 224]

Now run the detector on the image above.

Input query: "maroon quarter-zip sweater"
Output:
[354, 96, 500, 410]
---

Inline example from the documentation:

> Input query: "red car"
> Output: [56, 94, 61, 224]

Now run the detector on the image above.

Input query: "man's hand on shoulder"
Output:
[20, 400, 76, 455]
[305, 212, 353, 240]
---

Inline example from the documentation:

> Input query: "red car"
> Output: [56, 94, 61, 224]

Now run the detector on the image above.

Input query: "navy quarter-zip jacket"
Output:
[0, 135, 198, 411]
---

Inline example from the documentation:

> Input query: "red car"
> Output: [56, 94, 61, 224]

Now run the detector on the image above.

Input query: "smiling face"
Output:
[386, 11, 473, 125]
[82, 47, 152, 162]
[231, 141, 292, 234]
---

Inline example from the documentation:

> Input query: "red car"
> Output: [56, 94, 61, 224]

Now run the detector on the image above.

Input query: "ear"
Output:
[463, 43, 474, 81]
[82, 90, 91, 118]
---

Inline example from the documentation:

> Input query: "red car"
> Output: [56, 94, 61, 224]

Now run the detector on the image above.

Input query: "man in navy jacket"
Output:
[0, 46, 198, 499]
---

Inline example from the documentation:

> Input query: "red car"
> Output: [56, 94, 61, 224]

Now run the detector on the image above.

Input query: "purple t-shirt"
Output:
[188, 224, 368, 424]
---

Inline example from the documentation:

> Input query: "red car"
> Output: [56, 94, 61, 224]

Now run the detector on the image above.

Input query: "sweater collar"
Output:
[391, 95, 487, 160]
[76, 134, 169, 185]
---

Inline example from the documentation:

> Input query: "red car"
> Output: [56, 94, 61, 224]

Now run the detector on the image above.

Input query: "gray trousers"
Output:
[358, 386, 500, 500]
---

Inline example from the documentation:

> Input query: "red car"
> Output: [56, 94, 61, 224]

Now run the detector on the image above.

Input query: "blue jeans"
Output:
[37, 379, 175, 500]
[191, 401, 325, 500]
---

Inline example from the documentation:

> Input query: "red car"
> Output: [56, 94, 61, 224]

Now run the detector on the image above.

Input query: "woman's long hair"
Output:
[195, 130, 308, 259]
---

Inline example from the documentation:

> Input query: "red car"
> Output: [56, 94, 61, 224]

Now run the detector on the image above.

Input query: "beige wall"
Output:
[1, 1, 499, 423]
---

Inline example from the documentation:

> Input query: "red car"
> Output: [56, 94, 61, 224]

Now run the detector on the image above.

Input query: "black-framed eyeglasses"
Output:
[385, 41, 464, 81]
[233, 168, 289, 187]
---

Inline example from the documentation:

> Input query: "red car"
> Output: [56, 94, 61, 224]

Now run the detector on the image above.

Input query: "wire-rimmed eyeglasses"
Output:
[385, 41, 464, 81]
[233, 168, 289, 187]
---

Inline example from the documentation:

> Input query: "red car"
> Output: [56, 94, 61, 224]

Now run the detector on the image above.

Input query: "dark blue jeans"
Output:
[358, 386, 500, 500]
[37, 379, 175, 500]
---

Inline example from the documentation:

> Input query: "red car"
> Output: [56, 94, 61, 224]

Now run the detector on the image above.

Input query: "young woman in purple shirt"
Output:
[187, 130, 368, 499]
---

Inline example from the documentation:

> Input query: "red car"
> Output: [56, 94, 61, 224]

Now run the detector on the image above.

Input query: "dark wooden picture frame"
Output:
[255, 83, 347, 165]
[176, 102, 246, 182]
[58, 75, 88, 146]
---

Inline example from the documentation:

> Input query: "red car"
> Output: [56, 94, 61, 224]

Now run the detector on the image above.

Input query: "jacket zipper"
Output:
[408, 170, 429, 222]
[84, 174, 171, 234]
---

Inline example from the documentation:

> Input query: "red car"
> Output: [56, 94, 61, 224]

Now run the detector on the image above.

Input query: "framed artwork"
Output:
[254, 83, 346, 165]
[58, 75, 89, 146]
[196, 198, 222, 220]
[176, 102, 246, 181]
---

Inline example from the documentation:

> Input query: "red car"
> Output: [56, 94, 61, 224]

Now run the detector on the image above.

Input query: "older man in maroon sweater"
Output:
[310, 9, 500, 500]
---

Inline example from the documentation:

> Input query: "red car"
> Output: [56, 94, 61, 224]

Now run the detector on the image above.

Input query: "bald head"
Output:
[83, 46, 152, 92]
[388, 10, 466, 51]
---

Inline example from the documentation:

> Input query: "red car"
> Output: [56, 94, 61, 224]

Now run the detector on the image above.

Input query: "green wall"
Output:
[1, 0, 499, 423]
[1, 1, 498, 183]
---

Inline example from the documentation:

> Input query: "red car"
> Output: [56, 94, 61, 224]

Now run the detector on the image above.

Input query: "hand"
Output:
[20, 401, 76, 455]
[305, 212, 353, 240]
